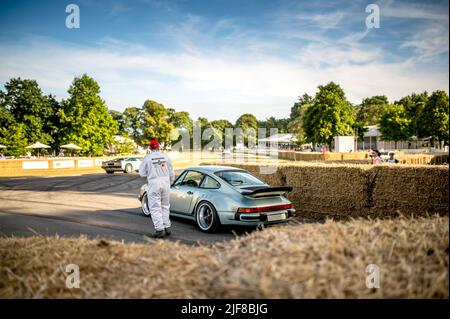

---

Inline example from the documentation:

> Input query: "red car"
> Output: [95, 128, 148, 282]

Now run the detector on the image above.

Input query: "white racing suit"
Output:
[139, 151, 175, 231]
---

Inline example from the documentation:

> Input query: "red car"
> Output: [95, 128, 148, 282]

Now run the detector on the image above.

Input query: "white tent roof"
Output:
[258, 133, 297, 143]
[60, 143, 82, 150]
[25, 142, 51, 149]
[363, 125, 381, 137]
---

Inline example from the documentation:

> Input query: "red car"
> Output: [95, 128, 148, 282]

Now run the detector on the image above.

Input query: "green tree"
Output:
[210, 119, 233, 132]
[419, 90, 449, 148]
[167, 109, 193, 149]
[0, 123, 28, 157]
[0, 78, 60, 150]
[108, 136, 136, 155]
[109, 110, 127, 135]
[356, 95, 388, 125]
[378, 103, 411, 149]
[141, 100, 174, 148]
[290, 93, 313, 120]
[235, 113, 258, 146]
[0, 91, 15, 131]
[46, 95, 63, 151]
[117, 139, 136, 154]
[169, 110, 193, 133]
[123, 107, 142, 144]
[209, 119, 233, 147]
[60, 74, 118, 156]
[258, 117, 289, 133]
[194, 117, 210, 148]
[235, 114, 258, 131]
[395, 92, 428, 138]
[196, 117, 209, 128]
[302, 82, 355, 147]
[288, 94, 313, 145]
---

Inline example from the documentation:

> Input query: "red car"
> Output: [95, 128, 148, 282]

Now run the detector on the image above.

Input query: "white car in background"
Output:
[101, 157, 142, 174]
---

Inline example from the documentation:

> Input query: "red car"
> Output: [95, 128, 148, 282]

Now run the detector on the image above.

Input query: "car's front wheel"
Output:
[141, 193, 151, 217]
[195, 201, 220, 232]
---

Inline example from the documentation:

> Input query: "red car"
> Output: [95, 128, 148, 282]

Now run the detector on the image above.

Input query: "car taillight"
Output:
[237, 204, 292, 213]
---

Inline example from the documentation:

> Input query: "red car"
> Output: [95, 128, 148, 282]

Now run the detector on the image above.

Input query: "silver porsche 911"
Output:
[138, 165, 295, 232]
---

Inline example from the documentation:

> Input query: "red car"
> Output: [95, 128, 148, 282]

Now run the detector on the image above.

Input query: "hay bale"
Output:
[202, 162, 449, 220]
[341, 152, 368, 160]
[0, 216, 448, 298]
[429, 154, 449, 165]
[371, 165, 449, 217]
[282, 164, 370, 220]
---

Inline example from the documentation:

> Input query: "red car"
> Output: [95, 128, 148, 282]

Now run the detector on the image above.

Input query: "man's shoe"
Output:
[165, 227, 172, 236]
[152, 230, 165, 238]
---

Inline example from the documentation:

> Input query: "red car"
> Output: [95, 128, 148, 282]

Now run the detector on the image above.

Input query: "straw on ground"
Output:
[0, 215, 447, 298]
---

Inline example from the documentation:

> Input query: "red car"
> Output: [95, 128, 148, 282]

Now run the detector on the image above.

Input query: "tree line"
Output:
[1, 75, 448, 156]
[288, 82, 449, 149]
[0, 74, 281, 156]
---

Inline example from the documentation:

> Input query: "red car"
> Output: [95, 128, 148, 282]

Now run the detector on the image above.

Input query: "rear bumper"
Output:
[219, 209, 295, 226]
[102, 165, 124, 171]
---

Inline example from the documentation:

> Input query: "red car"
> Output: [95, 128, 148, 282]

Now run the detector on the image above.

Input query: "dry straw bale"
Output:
[0, 216, 448, 298]
[204, 162, 372, 219]
[429, 154, 449, 165]
[282, 164, 370, 219]
[371, 165, 449, 217]
[202, 162, 449, 220]
[0, 237, 216, 298]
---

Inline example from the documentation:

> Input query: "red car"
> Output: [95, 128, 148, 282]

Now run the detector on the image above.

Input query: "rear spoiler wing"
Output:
[241, 186, 293, 198]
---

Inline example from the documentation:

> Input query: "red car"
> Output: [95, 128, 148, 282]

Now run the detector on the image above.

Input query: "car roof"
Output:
[186, 165, 246, 174]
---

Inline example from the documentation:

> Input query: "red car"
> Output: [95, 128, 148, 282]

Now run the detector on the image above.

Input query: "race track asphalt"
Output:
[0, 171, 278, 245]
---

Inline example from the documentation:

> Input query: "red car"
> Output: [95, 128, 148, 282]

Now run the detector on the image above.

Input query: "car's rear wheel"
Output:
[195, 201, 220, 232]
[141, 193, 151, 217]
[106, 170, 114, 174]
[124, 164, 133, 173]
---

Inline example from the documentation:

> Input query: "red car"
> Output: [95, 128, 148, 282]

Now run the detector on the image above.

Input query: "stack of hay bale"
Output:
[202, 162, 449, 221]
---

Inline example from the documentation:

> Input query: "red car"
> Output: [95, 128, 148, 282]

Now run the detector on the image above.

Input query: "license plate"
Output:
[267, 213, 287, 222]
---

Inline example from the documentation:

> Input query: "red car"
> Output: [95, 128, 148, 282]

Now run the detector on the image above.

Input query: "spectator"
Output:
[369, 149, 383, 165]
[387, 152, 399, 164]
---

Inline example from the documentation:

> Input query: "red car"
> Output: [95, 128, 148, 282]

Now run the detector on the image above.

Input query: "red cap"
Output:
[149, 140, 160, 149]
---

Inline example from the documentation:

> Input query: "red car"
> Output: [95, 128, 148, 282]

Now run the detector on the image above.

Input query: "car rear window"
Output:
[215, 171, 266, 187]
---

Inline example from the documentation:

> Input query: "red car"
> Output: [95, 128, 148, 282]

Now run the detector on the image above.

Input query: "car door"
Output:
[130, 157, 141, 171]
[170, 170, 204, 215]
[136, 158, 142, 171]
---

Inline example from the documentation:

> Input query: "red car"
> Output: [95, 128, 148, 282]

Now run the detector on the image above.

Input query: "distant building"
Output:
[360, 125, 380, 150]
[258, 133, 296, 149]
[357, 125, 432, 151]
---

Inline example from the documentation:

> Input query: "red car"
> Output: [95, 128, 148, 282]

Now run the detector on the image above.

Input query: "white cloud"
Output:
[381, 0, 449, 21]
[0, 2, 448, 122]
[296, 11, 346, 30]
[400, 23, 449, 63]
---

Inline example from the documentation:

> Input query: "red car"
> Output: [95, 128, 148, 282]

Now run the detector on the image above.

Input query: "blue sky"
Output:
[0, 0, 448, 121]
